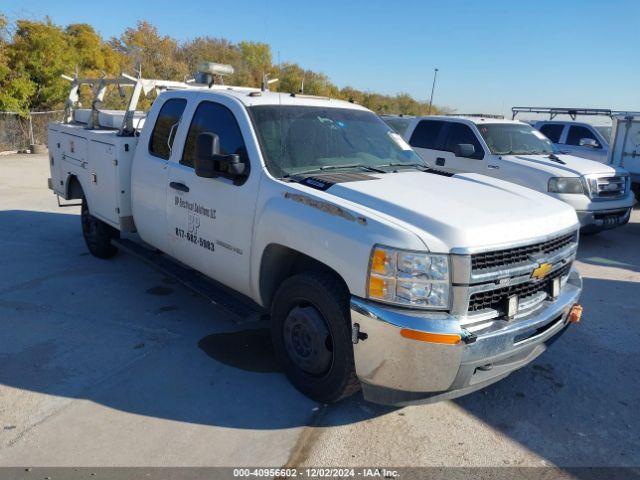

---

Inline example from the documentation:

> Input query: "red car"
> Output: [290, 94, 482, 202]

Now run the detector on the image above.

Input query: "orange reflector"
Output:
[400, 328, 461, 345]
[568, 304, 583, 324]
[368, 276, 386, 297]
[370, 249, 388, 274]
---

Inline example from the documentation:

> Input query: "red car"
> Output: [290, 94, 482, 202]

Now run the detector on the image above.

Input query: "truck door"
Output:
[131, 97, 188, 254]
[407, 119, 449, 167]
[436, 122, 486, 174]
[166, 97, 258, 297]
[561, 125, 607, 162]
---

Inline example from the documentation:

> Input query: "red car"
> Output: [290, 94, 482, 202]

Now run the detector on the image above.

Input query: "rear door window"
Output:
[566, 125, 600, 147]
[149, 98, 187, 160]
[443, 123, 484, 159]
[539, 124, 564, 143]
[409, 120, 446, 149]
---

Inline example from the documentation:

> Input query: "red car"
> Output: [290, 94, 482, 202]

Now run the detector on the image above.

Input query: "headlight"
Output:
[548, 177, 585, 194]
[367, 246, 450, 309]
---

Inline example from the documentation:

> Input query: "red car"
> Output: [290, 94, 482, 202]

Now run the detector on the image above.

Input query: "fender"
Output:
[249, 180, 426, 305]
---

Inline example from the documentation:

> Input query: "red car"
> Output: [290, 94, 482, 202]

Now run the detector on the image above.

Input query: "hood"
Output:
[324, 171, 578, 252]
[501, 153, 622, 177]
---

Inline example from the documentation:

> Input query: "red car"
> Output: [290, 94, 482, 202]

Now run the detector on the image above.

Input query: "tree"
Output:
[111, 21, 188, 80]
[66, 23, 123, 76]
[3, 18, 73, 111]
[0, 15, 447, 115]
[0, 15, 35, 113]
[238, 41, 273, 87]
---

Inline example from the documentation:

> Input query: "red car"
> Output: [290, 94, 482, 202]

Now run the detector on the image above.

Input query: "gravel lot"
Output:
[1, 154, 638, 470]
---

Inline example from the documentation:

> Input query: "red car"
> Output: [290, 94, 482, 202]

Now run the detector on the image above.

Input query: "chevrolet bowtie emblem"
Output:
[531, 262, 553, 280]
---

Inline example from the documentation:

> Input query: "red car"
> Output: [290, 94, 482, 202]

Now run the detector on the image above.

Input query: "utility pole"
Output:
[428, 68, 439, 114]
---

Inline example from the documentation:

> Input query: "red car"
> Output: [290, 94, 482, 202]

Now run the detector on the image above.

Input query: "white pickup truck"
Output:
[47, 67, 583, 405]
[386, 116, 635, 234]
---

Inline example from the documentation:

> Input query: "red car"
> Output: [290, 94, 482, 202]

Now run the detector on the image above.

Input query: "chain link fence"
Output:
[0, 110, 64, 152]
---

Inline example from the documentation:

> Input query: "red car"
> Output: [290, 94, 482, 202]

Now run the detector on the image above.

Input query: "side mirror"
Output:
[454, 143, 476, 158]
[195, 132, 220, 178]
[579, 138, 600, 149]
[195, 132, 246, 180]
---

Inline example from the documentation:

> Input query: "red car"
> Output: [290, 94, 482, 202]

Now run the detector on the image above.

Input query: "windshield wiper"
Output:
[377, 162, 430, 171]
[283, 163, 386, 178]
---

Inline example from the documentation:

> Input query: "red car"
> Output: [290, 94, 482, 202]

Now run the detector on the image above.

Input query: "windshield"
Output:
[477, 123, 554, 155]
[250, 105, 425, 177]
[595, 126, 612, 142]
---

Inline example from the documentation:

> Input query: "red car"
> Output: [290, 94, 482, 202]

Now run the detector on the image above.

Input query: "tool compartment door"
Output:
[87, 140, 119, 227]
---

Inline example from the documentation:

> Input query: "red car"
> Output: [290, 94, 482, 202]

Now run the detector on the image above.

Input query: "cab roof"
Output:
[167, 84, 369, 111]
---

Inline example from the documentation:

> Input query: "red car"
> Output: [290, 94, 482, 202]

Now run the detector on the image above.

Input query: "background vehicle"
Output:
[48, 65, 583, 406]
[512, 107, 613, 163]
[388, 115, 635, 234]
[610, 113, 640, 199]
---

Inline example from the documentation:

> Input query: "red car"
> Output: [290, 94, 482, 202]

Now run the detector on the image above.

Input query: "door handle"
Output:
[436, 157, 446, 166]
[169, 181, 190, 193]
[488, 165, 500, 170]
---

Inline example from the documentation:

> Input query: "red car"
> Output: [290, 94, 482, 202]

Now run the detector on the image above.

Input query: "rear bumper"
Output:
[350, 268, 582, 406]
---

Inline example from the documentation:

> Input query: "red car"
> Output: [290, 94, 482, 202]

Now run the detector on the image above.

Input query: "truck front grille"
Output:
[588, 175, 627, 198]
[471, 232, 576, 271]
[468, 263, 571, 314]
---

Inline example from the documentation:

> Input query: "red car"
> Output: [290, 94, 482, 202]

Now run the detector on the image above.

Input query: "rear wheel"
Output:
[81, 196, 119, 258]
[271, 271, 360, 403]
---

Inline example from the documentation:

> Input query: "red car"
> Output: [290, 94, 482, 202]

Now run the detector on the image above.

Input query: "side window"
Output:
[181, 101, 248, 168]
[409, 120, 446, 149]
[566, 125, 599, 147]
[444, 123, 484, 159]
[539, 124, 564, 143]
[149, 98, 187, 160]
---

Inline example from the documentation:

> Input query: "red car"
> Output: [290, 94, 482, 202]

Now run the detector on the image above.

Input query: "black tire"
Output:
[81, 195, 119, 259]
[271, 271, 360, 403]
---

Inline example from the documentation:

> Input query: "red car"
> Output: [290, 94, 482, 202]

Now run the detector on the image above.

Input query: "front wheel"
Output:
[271, 272, 360, 403]
[81, 196, 119, 258]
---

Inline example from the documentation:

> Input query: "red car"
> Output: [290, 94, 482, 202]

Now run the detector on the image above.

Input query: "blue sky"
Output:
[4, 0, 639, 116]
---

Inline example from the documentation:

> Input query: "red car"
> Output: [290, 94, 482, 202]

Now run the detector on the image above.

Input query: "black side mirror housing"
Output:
[454, 143, 476, 158]
[194, 132, 246, 181]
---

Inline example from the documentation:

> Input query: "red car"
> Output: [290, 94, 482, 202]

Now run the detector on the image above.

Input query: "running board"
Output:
[112, 238, 266, 324]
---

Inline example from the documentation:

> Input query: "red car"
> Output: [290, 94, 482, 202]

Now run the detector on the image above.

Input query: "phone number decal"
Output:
[175, 227, 215, 252]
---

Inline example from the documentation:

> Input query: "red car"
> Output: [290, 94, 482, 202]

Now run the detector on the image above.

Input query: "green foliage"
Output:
[111, 21, 188, 80]
[0, 14, 445, 115]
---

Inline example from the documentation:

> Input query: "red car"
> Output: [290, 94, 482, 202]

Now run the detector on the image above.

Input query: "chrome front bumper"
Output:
[350, 268, 582, 406]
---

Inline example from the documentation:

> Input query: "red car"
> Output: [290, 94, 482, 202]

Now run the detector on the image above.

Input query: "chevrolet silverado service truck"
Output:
[388, 115, 635, 234]
[48, 65, 583, 405]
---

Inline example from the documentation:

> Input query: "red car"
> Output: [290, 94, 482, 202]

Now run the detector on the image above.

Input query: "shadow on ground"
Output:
[0, 210, 394, 432]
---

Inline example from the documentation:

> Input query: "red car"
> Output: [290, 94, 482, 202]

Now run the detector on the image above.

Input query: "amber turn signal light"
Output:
[400, 328, 461, 345]
[568, 304, 583, 324]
